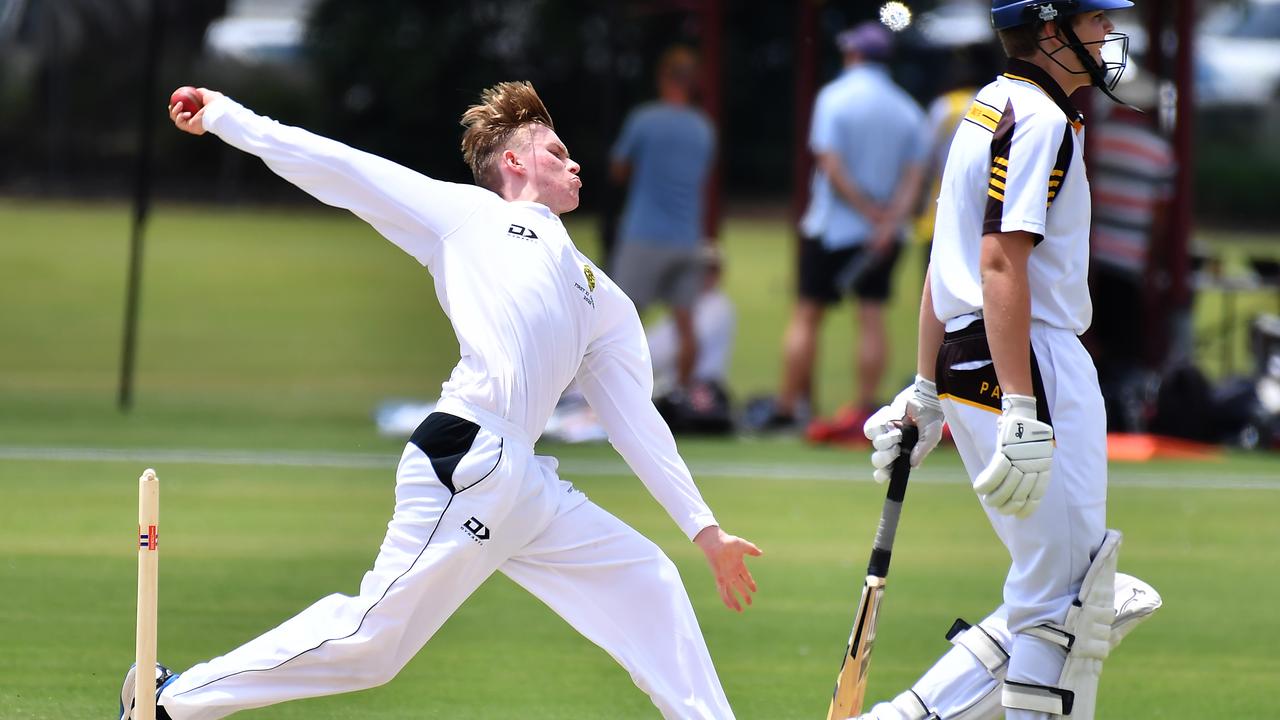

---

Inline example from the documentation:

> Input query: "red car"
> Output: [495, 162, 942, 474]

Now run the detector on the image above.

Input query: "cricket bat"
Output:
[826, 424, 919, 720]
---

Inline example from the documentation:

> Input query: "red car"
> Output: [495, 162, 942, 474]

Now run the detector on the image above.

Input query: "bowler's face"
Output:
[518, 124, 581, 215]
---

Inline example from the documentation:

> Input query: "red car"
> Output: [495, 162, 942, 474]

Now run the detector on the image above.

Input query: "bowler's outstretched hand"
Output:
[694, 525, 763, 612]
[168, 88, 223, 136]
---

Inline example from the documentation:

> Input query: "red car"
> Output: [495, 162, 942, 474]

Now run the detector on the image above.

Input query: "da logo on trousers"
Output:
[462, 516, 490, 543]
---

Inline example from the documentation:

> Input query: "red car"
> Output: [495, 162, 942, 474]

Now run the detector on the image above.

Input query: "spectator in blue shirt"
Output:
[610, 46, 717, 395]
[759, 22, 927, 442]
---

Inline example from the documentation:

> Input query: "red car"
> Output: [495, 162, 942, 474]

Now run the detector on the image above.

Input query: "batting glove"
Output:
[973, 394, 1053, 517]
[863, 375, 945, 484]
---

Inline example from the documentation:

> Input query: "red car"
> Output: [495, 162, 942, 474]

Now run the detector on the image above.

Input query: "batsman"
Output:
[854, 1, 1161, 718]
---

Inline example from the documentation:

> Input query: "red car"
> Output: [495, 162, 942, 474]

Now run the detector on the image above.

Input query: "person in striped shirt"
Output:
[1087, 73, 1176, 431]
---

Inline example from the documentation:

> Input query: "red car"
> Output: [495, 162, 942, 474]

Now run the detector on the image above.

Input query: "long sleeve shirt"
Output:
[202, 98, 718, 539]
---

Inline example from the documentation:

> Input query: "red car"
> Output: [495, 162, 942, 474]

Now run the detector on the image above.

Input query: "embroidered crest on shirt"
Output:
[573, 265, 596, 309]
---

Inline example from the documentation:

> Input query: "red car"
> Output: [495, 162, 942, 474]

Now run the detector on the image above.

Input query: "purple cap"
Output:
[837, 21, 893, 61]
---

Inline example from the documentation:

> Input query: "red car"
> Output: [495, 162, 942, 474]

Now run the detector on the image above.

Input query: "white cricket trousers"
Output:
[161, 402, 733, 720]
[913, 319, 1108, 719]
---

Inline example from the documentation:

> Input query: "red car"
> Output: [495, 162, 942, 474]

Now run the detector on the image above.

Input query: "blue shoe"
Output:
[118, 662, 178, 720]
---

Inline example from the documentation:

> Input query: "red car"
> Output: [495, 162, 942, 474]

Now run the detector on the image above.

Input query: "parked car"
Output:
[197, 0, 319, 112]
[204, 0, 313, 65]
[1197, 0, 1280, 107]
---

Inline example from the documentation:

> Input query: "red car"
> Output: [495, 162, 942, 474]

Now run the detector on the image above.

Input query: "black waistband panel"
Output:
[409, 412, 480, 493]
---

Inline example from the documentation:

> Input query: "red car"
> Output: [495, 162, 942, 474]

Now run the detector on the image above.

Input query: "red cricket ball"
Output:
[169, 86, 203, 115]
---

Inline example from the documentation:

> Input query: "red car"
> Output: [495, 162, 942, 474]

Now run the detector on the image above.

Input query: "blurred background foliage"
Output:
[1, 0, 793, 202]
[0, 0, 1275, 225]
[1, 0, 1277, 434]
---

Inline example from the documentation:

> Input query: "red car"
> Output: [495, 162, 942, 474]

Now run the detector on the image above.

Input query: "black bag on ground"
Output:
[655, 381, 734, 436]
[1149, 364, 1218, 442]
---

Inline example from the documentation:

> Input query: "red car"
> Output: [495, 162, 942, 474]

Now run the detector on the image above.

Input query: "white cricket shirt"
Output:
[930, 59, 1094, 334]
[202, 98, 717, 539]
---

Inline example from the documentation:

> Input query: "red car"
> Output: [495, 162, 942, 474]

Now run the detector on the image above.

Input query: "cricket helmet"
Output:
[992, 0, 1135, 96]
[991, 0, 1134, 31]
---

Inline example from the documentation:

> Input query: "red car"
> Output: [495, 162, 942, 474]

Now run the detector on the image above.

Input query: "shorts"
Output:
[797, 236, 901, 305]
[610, 242, 703, 313]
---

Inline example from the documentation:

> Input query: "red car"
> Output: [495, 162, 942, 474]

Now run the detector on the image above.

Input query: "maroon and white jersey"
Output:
[930, 58, 1094, 335]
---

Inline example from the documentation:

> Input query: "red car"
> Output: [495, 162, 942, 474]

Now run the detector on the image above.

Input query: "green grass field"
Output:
[3, 200, 1279, 718]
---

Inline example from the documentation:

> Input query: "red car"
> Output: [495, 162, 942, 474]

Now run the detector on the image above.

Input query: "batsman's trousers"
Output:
[936, 318, 1108, 712]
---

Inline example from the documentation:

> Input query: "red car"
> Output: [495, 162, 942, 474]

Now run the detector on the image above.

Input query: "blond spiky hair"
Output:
[460, 81, 556, 192]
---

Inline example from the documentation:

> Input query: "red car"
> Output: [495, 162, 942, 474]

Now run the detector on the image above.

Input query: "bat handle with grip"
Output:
[867, 424, 919, 578]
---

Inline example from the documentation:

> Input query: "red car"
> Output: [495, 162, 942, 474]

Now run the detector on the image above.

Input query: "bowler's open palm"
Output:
[694, 526, 763, 612]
